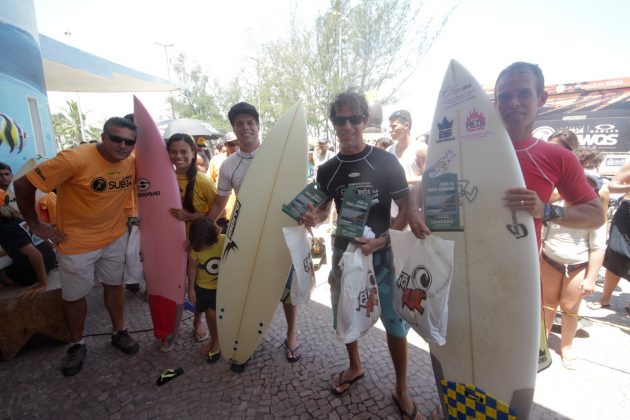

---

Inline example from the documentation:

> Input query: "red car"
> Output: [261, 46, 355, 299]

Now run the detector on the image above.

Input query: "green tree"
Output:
[251, 0, 456, 135]
[51, 99, 99, 149]
[170, 53, 244, 132]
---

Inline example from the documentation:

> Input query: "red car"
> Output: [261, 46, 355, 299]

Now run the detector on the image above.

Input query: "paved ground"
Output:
[1, 234, 629, 419]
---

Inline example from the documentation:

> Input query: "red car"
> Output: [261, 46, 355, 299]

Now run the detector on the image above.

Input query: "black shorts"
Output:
[604, 200, 630, 279]
[194, 285, 217, 312]
[603, 249, 630, 280]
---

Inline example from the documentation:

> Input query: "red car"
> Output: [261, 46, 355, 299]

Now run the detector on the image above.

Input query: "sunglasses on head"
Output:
[390, 111, 408, 123]
[107, 133, 136, 146]
[332, 115, 365, 126]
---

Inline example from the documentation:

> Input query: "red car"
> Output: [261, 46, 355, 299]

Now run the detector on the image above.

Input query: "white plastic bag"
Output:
[390, 230, 454, 346]
[282, 226, 316, 306]
[124, 224, 144, 286]
[336, 228, 380, 344]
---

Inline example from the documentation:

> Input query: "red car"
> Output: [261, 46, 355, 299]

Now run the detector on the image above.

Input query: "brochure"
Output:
[334, 186, 371, 240]
[282, 182, 329, 221]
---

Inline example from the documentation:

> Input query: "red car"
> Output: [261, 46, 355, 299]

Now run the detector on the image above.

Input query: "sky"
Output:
[33, 0, 630, 136]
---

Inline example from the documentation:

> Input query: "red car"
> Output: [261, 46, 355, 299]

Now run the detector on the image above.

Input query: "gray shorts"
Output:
[58, 233, 128, 301]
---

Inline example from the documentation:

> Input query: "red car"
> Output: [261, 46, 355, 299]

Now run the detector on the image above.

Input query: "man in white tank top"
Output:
[387, 110, 427, 219]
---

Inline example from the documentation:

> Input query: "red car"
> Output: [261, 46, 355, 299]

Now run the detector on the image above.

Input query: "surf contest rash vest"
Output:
[316, 145, 409, 250]
[217, 149, 259, 197]
[514, 136, 597, 249]
[26, 144, 135, 254]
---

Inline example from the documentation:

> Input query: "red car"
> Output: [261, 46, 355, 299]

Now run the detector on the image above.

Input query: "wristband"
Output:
[542, 203, 564, 223]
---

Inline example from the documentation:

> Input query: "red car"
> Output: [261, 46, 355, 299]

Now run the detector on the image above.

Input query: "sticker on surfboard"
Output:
[424, 172, 461, 231]
[440, 380, 516, 420]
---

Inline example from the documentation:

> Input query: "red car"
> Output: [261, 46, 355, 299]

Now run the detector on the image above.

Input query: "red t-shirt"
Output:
[514, 137, 597, 248]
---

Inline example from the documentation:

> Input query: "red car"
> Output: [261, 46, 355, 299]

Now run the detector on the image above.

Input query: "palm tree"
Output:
[62, 99, 86, 144]
[51, 99, 99, 148]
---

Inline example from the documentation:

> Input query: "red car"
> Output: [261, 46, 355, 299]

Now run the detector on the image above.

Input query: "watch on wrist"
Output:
[542, 203, 564, 223]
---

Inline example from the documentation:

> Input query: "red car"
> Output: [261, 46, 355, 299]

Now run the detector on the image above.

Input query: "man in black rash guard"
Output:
[301, 89, 430, 420]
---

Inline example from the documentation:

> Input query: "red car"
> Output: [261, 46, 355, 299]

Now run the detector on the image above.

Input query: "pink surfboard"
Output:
[133, 96, 187, 343]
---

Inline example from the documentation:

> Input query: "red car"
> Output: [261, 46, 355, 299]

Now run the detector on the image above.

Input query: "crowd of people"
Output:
[0, 60, 628, 419]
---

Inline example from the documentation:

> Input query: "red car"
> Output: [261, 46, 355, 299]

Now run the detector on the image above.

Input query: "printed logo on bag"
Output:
[397, 265, 432, 315]
[302, 255, 314, 274]
[357, 269, 378, 317]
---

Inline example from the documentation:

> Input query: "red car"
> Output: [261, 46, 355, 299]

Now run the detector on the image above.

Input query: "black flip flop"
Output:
[156, 367, 184, 386]
[206, 350, 221, 364]
[284, 339, 302, 363]
[330, 369, 365, 396]
[392, 394, 419, 420]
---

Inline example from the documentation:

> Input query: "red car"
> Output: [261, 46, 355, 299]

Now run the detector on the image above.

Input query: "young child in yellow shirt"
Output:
[187, 217, 225, 363]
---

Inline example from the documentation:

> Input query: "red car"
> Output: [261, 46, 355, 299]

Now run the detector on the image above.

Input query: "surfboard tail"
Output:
[147, 294, 181, 341]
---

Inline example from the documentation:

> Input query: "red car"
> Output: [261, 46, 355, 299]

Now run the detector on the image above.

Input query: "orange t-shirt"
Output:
[37, 191, 57, 224]
[26, 144, 135, 254]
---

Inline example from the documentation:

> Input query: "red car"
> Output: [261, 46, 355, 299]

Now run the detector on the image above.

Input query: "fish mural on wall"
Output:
[0, 113, 27, 153]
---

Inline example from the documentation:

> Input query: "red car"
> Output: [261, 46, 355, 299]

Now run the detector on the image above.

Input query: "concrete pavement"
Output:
[1, 236, 629, 419]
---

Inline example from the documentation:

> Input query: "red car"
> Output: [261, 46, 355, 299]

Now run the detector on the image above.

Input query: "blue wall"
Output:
[0, 0, 56, 175]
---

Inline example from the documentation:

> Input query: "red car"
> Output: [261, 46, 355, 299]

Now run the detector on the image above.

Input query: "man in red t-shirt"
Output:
[496, 62, 604, 244]
[495, 62, 605, 371]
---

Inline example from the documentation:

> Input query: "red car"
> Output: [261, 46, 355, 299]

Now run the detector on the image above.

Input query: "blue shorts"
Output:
[329, 247, 409, 339]
[280, 265, 294, 305]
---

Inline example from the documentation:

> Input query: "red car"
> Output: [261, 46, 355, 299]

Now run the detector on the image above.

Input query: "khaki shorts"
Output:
[58, 233, 128, 301]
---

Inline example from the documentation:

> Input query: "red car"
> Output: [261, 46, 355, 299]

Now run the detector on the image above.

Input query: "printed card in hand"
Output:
[282, 182, 329, 221]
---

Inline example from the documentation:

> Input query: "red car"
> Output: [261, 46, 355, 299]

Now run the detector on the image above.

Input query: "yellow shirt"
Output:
[26, 144, 134, 254]
[190, 234, 225, 289]
[176, 171, 217, 235]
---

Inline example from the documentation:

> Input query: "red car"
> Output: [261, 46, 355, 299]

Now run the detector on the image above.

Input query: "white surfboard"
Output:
[423, 60, 539, 419]
[217, 102, 307, 364]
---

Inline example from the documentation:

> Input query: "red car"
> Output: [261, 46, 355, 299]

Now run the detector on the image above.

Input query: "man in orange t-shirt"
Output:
[14, 117, 140, 377]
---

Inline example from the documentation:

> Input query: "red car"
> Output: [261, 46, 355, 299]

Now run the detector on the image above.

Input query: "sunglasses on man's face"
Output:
[332, 115, 365, 126]
[107, 133, 136, 146]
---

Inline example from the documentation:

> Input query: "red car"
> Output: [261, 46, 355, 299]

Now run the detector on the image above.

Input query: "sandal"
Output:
[586, 301, 610, 310]
[392, 394, 422, 420]
[330, 370, 364, 396]
[156, 367, 184, 386]
[284, 339, 302, 363]
[206, 350, 221, 363]
[193, 329, 209, 342]
[561, 354, 578, 370]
